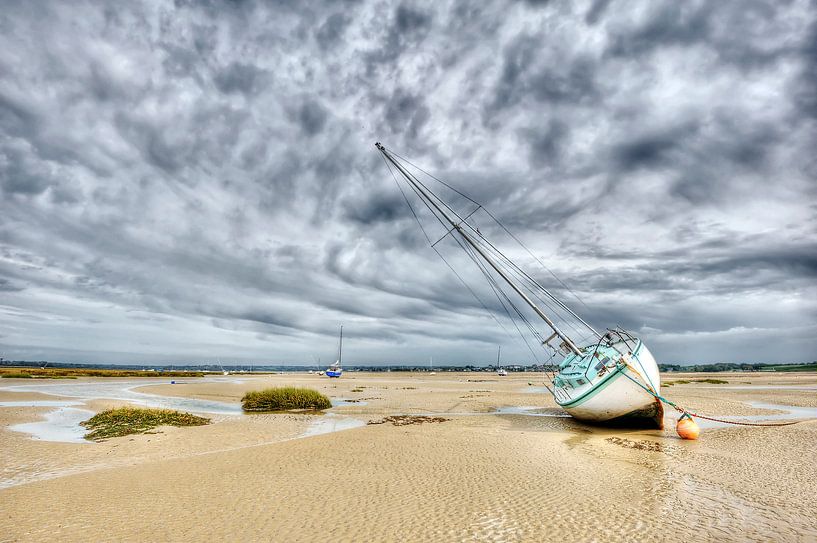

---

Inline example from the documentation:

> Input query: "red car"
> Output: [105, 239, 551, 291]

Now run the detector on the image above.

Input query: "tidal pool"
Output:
[1, 379, 368, 444]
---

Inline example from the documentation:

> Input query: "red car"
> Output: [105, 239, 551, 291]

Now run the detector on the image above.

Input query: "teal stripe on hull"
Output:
[555, 341, 643, 409]
[556, 366, 624, 408]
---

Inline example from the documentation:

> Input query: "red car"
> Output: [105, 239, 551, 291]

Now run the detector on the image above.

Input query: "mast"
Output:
[497, 345, 501, 366]
[338, 325, 343, 366]
[376, 143, 582, 356]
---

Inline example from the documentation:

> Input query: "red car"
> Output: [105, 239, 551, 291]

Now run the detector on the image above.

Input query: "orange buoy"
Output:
[676, 416, 700, 440]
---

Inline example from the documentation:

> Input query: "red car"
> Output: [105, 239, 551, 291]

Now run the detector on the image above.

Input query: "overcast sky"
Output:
[1, 0, 815, 366]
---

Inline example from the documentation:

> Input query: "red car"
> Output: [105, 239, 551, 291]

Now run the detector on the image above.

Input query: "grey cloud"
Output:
[0, 278, 24, 292]
[612, 123, 698, 172]
[297, 98, 328, 136]
[343, 190, 409, 225]
[487, 34, 600, 124]
[606, 2, 800, 70]
[524, 119, 570, 166]
[0, 0, 814, 366]
[383, 89, 430, 139]
[365, 5, 433, 74]
[606, 3, 711, 58]
[213, 62, 266, 95]
[315, 13, 350, 50]
[797, 19, 817, 118]
[585, 0, 611, 25]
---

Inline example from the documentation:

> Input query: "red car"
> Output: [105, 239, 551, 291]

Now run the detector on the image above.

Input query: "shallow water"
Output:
[0, 400, 84, 408]
[302, 414, 367, 437]
[493, 406, 570, 417]
[1, 379, 370, 444]
[712, 384, 817, 391]
[690, 401, 817, 429]
[5, 378, 815, 445]
[331, 398, 369, 407]
[0, 379, 243, 415]
[523, 386, 551, 394]
[9, 407, 94, 444]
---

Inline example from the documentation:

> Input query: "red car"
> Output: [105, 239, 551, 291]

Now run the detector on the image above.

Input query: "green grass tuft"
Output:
[242, 387, 332, 412]
[1, 372, 32, 378]
[81, 407, 210, 441]
[695, 378, 728, 384]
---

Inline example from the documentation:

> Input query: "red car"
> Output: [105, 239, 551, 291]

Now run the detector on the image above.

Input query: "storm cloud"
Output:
[1, 0, 815, 365]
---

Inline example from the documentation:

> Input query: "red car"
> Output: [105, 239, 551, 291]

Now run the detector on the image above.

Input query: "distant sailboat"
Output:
[377, 143, 663, 428]
[429, 356, 436, 375]
[326, 326, 344, 378]
[496, 346, 507, 376]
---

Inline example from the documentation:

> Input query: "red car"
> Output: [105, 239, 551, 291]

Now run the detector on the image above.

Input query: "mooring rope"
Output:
[619, 369, 803, 428]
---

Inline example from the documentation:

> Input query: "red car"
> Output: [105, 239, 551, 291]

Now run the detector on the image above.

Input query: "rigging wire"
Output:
[456, 236, 546, 366]
[390, 150, 597, 332]
[391, 159, 588, 346]
[466, 233, 593, 341]
[381, 155, 517, 340]
[385, 153, 547, 366]
[382, 147, 590, 373]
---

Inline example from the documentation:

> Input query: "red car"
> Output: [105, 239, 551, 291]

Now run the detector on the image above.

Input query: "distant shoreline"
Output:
[2, 360, 815, 374]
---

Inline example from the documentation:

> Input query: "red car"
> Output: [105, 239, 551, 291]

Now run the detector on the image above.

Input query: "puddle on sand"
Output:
[0, 400, 84, 408]
[9, 407, 94, 444]
[523, 386, 551, 394]
[331, 398, 369, 407]
[0, 379, 240, 444]
[494, 406, 570, 417]
[0, 380, 370, 445]
[669, 401, 817, 429]
[302, 414, 366, 437]
[711, 384, 817, 391]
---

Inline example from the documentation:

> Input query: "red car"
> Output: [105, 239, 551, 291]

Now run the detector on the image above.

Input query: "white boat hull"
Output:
[555, 341, 663, 428]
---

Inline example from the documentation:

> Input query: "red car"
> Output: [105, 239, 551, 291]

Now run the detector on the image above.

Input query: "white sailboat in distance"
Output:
[376, 143, 663, 428]
[496, 346, 507, 376]
[325, 325, 344, 378]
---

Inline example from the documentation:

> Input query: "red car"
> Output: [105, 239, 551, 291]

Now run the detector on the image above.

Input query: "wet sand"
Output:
[1, 372, 816, 542]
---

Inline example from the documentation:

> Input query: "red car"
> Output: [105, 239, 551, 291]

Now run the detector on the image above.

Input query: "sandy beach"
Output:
[1, 372, 816, 542]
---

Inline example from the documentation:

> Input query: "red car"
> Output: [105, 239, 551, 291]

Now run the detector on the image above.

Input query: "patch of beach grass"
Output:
[368, 415, 450, 426]
[81, 407, 210, 441]
[1, 372, 33, 378]
[242, 387, 332, 412]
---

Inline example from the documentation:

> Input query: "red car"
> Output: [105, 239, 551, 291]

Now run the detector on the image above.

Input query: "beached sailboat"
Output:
[326, 326, 344, 378]
[376, 143, 663, 428]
